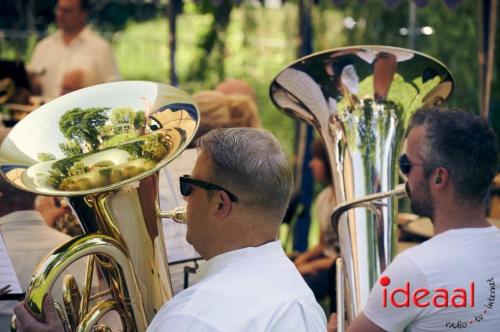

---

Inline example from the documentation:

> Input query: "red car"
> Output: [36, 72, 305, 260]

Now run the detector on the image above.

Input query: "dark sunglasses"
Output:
[179, 175, 239, 202]
[398, 153, 424, 176]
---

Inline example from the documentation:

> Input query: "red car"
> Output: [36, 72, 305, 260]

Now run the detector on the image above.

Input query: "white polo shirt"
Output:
[147, 240, 327, 331]
[29, 26, 121, 99]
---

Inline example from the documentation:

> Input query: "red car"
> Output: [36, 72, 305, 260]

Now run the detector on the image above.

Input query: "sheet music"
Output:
[159, 167, 201, 263]
[0, 231, 23, 294]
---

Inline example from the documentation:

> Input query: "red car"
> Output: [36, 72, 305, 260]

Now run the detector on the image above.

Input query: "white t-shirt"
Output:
[29, 27, 120, 99]
[363, 226, 500, 331]
[147, 241, 327, 331]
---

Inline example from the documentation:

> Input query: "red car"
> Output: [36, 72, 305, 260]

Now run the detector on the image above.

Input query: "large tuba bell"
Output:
[0, 81, 198, 331]
[269, 46, 454, 329]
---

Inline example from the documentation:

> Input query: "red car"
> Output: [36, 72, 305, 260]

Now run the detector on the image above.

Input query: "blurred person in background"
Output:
[0, 177, 87, 330]
[29, 0, 120, 98]
[294, 138, 338, 305]
[215, 78, 258, 104]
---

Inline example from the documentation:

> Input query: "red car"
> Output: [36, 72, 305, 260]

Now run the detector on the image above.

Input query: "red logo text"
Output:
[380, 276, 475, 308]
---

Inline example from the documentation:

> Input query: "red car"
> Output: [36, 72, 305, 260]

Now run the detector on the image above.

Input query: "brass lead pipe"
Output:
[158, 206, 187, 224]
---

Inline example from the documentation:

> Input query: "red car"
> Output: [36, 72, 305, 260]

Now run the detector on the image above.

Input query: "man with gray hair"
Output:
[147, 127, 327, 331]
[15, 127, 327, 331]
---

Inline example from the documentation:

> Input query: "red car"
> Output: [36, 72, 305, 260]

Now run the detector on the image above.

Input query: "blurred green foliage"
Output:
[1, 0, 498, 153]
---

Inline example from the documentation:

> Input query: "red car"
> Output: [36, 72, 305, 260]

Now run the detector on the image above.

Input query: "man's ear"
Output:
[213, 191, 232, 219]
[433, 167, 449, 189]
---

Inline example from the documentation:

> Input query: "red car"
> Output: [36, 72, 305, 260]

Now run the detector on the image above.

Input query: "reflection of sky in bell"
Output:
[7, 81, 160, 161]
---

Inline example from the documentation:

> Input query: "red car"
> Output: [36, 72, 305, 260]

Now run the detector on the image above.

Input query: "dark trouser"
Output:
[303, 260, 337, 313]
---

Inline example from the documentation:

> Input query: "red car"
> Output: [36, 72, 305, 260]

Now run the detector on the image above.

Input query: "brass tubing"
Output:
[62, 274, 81, 331]
[88, 289, 114, 302]
[157, 206, 187, 224]
[75, 300, 124, 332]
[331, 184, 407, 234]
[336, 258, 345, 332]
[79, 255, 95, 321]
[22, 234, 147, 331]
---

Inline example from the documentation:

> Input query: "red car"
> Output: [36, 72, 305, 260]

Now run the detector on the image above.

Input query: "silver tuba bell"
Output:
[0, 81, 198, 331]
[269, 46, 454, 330]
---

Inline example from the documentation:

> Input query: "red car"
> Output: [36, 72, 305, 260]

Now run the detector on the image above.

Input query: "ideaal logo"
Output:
[379, 276, 474, 308]
[378, 276, 496, 329]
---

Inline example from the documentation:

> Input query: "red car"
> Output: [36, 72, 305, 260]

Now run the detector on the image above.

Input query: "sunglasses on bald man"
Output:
[179, 175, 239, 202]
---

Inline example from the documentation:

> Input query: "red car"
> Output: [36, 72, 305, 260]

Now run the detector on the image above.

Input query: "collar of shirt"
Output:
[199, 240, 284, 279]
[0, 210, 45, 227]
[437, 225, 498, 237]
[54, 26, 91, 46]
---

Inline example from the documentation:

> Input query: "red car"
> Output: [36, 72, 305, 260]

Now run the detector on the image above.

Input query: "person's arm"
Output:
[347, 313, 386, 332]
[27, 41, 46, 96]
[294, 243, 325, 266]
[296, 256, 336, 275]
[96, 42, 121, 82]
[327, 312, 386, 332]
[295, 227, 331, 266]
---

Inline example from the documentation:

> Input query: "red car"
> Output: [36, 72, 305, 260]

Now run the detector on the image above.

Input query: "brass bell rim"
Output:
[269, 44, 455, 106]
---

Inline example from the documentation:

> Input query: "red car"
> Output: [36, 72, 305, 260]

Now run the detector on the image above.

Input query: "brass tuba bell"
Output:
[270, 46, 454, 330]
[0, 81, 199, 331]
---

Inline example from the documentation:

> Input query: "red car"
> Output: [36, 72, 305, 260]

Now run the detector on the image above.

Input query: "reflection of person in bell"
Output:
[344, 108, 500, 331]
[373, 52, 397, 102]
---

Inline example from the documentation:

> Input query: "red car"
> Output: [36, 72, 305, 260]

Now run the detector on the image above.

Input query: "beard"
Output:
[409, 181, 434, 219]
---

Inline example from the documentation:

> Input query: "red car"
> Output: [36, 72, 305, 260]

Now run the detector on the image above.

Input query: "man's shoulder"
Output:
[34, 32, 60, 50]
[401, 226, 500, 260]
[155, 288, 326, 332]
[82, 28, 112, 49]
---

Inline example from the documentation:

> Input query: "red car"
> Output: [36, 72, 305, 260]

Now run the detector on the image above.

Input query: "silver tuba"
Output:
[0, 81, 198, 331]
[269, 46, 454, 329]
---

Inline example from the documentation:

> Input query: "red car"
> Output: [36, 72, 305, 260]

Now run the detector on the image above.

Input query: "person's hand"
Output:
[35, 196, 70, 227]
[14, 294, 64, 332]
[327, 313, 338, 332]
[296, 262, 318, 275]
[294, 253, 310, 266]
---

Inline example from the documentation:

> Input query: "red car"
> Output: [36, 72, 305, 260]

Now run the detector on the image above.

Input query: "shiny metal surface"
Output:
[270, 46, 453, 327]
[158, 206, 187, 224]
[1, 81, 199, 331]
[0, 81, 197, 196]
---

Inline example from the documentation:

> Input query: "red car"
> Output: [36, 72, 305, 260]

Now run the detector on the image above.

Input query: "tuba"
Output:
[269, 46, 453, 330]
[0, 81, 198, 331]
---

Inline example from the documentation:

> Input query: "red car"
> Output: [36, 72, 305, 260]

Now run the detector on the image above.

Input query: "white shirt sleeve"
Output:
[95, 41, 121, 83]
[362, 254, 430, 332]
[28, 41, 47, 73]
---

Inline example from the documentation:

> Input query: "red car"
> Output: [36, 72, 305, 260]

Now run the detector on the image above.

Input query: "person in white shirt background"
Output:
[294, 138, 338, 304]
[29, 0, 120, 99]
